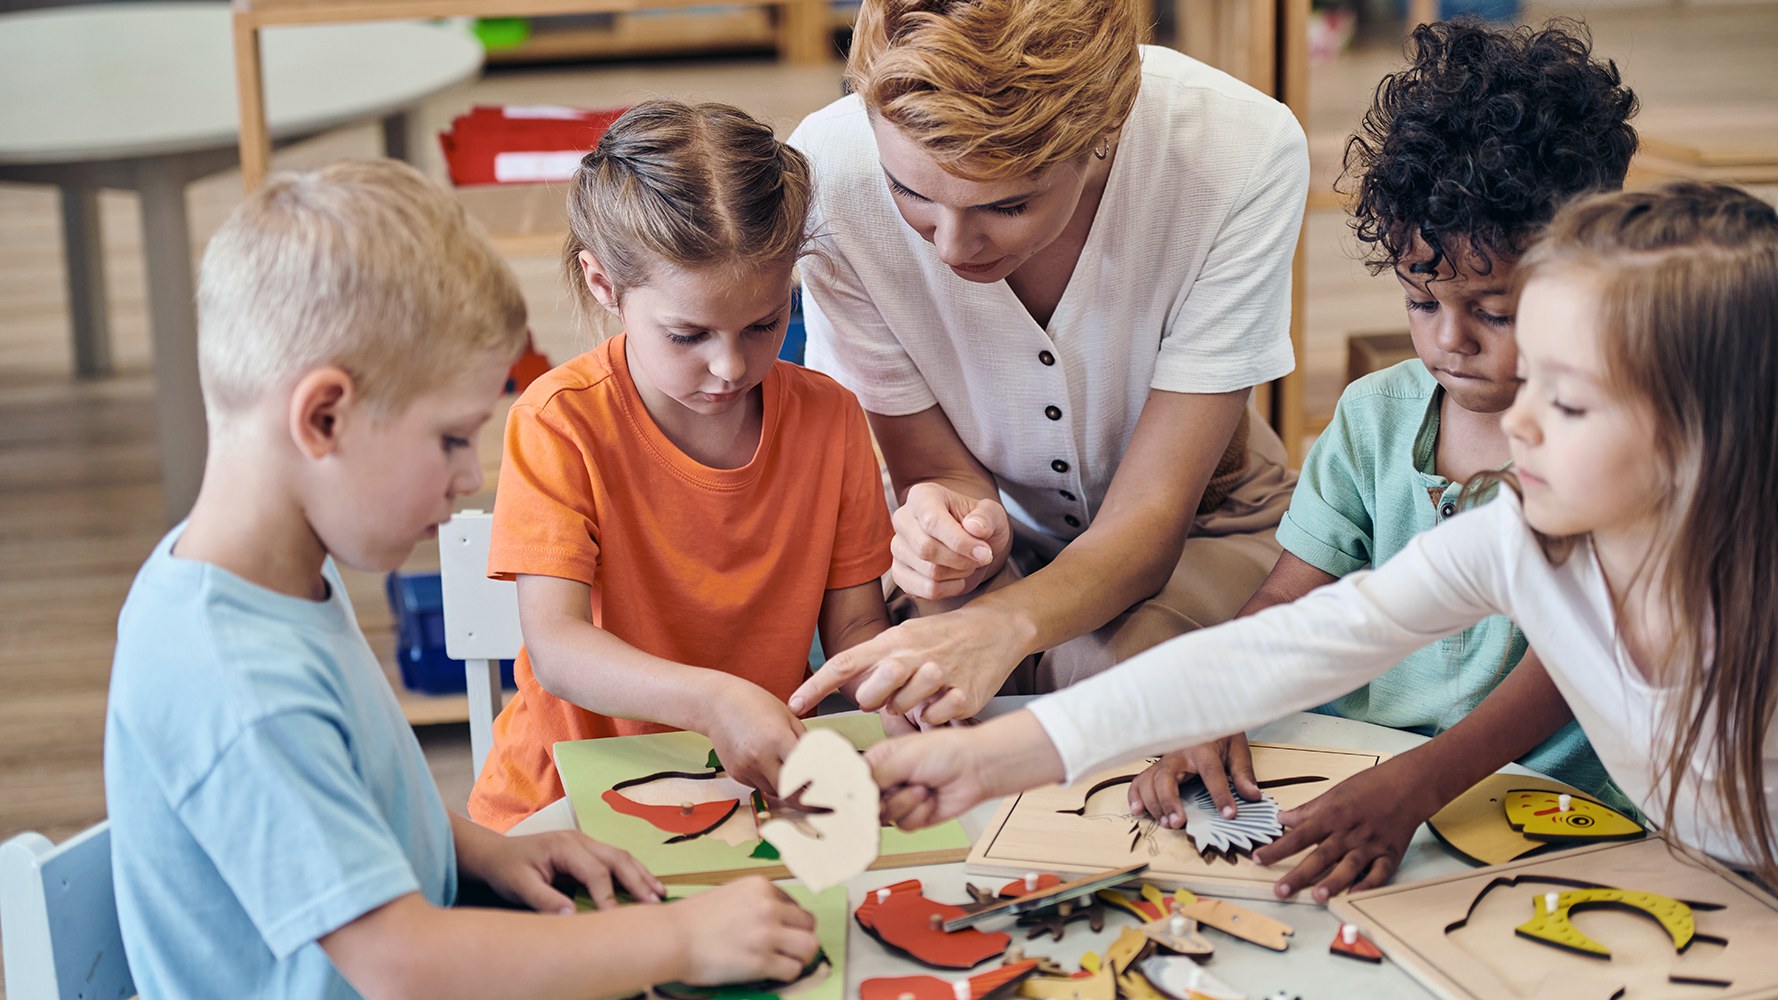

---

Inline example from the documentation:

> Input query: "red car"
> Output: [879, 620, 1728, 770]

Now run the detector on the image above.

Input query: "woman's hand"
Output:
[452, 816, 664, 914]
[890, 482, 1010, 600]
[1252, 758, 1440, 902]
[1127, 735, 1261, 827]
[789, 605, 1028, 725]
[668, 878, 821, 986]
[703, 678, 807, 797]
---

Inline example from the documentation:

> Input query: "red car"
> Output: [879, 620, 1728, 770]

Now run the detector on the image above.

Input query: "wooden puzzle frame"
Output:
[556, 714, 970, 884]
[1328, 837, 1778, 1000]
[965, 743, 1389, 902]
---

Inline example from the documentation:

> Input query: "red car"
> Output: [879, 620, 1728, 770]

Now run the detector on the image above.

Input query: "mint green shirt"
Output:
[1276, 360, 1621, 804]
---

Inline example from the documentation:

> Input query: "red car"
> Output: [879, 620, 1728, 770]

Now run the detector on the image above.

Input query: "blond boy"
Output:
[102, 159, 817, 1000]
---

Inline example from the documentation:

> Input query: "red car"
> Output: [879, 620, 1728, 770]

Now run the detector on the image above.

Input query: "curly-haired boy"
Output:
[1127, 17, 1639, 899]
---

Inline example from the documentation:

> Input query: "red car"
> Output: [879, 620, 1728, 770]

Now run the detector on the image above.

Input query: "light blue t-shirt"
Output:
[1276, 361, 1622, 805]
[104, 526, 457, 999]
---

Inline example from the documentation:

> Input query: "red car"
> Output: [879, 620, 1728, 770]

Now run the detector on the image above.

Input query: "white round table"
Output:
[0, 3, 484, 518]
[511, 705, 1534, 998]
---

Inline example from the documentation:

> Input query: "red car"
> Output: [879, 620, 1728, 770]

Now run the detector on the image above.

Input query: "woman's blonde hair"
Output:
[562, 99, 814, 324]
[846, 0, 1142, 181]
[1517, 181, 1778, 886]
[198, 159, 527, 420]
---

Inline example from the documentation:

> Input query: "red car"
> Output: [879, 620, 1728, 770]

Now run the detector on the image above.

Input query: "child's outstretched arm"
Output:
[1129, 551, 1340, 824]
[867, 501, 1518, 826]
[1250, 649, 1574, 901]
[320, 875, 818, 1000]
[517, 574, 805, 795]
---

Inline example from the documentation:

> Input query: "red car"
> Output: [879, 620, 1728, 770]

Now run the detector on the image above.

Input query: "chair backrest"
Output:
[438, 509, 522, 780]
[0, 822, 134, 1000]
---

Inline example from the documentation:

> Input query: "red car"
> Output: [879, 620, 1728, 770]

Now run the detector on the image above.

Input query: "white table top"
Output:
[512, 704, 1537, 998]
[0, 2, 484, 163]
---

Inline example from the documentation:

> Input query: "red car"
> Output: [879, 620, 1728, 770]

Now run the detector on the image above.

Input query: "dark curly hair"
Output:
[1340, 16, 1639, 278]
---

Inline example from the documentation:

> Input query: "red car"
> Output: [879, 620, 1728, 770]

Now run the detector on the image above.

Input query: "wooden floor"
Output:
[0, 1, 1774, 988]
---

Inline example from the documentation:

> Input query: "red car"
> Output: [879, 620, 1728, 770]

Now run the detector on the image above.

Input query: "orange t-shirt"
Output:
[467, 334, 893, 829]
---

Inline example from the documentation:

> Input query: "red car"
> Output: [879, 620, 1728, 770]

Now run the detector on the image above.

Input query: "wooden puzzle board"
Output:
[556, 714, 969, 885]
[965, 743, 1389, 901]
[1328, 837, 1778, 1000]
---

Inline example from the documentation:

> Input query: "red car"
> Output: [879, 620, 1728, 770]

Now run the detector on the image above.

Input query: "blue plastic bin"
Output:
[384, 570, 517, 695]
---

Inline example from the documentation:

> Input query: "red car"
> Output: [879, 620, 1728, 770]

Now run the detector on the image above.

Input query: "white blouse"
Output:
[790, 46, 1308, 544]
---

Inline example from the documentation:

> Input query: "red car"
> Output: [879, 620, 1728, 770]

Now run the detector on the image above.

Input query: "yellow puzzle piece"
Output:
[1514, 887, 1695, 957]
[1504, 790, 1644, 842]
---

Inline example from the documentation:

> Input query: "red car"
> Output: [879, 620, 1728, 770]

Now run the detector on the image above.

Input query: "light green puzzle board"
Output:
[556, 713, 969, 884]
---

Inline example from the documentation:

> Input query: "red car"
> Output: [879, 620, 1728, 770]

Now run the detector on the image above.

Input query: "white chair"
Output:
[0, 822, 134, 999]
[438, 509, 522, 781]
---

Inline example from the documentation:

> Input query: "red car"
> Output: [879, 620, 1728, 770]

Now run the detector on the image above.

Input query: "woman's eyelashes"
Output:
[888, 177, 1027, 216]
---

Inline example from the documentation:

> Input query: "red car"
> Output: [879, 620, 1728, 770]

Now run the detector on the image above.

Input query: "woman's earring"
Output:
[1094, 136, 1111, 160]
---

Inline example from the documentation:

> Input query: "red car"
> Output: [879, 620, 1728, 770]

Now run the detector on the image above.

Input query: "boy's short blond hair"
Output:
[197, 159, 528, 421]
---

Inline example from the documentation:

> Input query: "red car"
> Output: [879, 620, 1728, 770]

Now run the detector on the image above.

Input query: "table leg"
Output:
[58, 184, 113, 378]
[134, 162, 207, 521]
[380, 110, 410, 163]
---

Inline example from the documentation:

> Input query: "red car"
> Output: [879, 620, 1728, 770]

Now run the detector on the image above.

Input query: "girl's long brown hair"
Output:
[1517, 181, 1778, 885]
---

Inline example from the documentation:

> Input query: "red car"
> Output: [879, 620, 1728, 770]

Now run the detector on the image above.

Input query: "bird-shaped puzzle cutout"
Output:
[758, 728, 879, 891]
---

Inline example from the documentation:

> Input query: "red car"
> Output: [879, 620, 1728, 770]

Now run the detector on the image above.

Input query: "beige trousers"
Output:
[889, 417, 1296, 696]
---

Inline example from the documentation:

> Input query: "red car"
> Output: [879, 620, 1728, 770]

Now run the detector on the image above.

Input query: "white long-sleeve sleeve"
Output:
[1027, 494, 1519, 782]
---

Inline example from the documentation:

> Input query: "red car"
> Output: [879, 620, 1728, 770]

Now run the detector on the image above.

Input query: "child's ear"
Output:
[578, 250, 621, 315]
[287, 366, 356, 460]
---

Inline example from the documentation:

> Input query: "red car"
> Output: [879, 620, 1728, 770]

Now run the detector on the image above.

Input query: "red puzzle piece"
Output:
[860, 959, 1040, 1000]
[1330, 923, 1384, 964]
[856, 880, 1011, 969]
[600, 789, 739, 840]
[999, 874, 1063, 898]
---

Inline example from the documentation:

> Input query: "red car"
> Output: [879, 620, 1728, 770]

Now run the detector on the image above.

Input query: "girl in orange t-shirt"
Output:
[468, 99, 895, 830]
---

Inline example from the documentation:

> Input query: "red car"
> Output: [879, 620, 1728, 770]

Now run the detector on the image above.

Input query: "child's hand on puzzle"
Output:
[867, 708, 1065, 829]
[465, 826, 664, 914]
[1252, 756, 1437, 902]
[1128, 735, 1263, 827]
[704, 678, 807, 797]
[667, 877, 820, 985]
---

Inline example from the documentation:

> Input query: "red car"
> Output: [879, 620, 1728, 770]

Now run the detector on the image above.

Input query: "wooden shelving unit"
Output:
[480, 2, 862, 63]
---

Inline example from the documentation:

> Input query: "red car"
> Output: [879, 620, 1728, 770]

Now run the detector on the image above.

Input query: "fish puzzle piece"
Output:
[1504, 790, 1645, 844]
[859, 958, 1040, 1000]
[1178, 778, 1283, 857]
[1171, 890, 1293, 952]
[1328, 922, 1383, 963]
[1514, 886, 1696, 958]
[758, 728, 879, 892]
[856, 880, 1010, 970]
[1138, 957, 1246, 1000]
[1141, 910, 1214, 957]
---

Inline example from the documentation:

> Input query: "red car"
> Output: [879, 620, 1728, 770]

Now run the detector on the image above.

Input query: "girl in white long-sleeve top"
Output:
[849, 181, 1778, 890]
